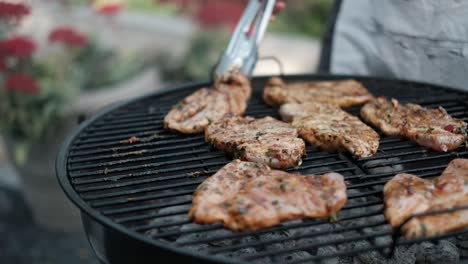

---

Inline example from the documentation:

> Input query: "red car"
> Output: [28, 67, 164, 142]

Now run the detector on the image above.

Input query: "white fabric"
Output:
[331, 0, 468, 91]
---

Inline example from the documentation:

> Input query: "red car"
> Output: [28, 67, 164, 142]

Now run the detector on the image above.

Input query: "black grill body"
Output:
[56, 75, 468, 264]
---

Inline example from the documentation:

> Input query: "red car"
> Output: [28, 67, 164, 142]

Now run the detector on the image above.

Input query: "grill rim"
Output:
[56, 74, 468, 264]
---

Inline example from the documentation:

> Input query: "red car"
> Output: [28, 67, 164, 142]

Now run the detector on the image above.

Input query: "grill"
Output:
[56, 75, 468, 264]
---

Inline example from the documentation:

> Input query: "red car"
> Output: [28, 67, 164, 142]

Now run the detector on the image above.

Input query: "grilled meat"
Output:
[189, 160, 347, 231]
[384, 158, 468, 238]
[361, 97, 467, 151]
[263, 77, 373, 107]
[280, 103, 380, 158]
[360, 97, 406, 136]
[164, 72, 251, 134]
[205, 115, 306, 169]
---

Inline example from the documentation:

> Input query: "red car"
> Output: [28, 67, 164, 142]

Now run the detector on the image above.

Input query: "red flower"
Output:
[5, 73, 40, 94]
[93, 0, 123, 15]
[195, 2, 244, 30]
[96, 3, 122, 15]
[0, 59, 6, 71]
[0, 36, 36, 58]
[49, 27, 88, 47]
[0, 1, 30, 21]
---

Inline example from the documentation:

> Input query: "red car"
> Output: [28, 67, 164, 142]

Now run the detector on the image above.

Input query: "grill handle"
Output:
[214, 0, 276, 78]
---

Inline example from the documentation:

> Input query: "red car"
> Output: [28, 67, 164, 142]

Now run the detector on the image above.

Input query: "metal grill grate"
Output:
[60, 75, 468, 263]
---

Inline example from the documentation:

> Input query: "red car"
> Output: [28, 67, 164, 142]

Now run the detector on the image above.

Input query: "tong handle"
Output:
[214, 0, 276, 77]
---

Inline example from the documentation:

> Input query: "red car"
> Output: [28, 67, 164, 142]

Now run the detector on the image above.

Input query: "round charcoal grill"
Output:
[57, 75, 468, 264]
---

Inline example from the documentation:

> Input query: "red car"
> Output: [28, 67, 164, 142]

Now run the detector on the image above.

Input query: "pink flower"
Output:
[5, 73, 40, 94]
[49, 27, 88, 47]
[0, 36, 36, 59]
[0, 1, 30, 21]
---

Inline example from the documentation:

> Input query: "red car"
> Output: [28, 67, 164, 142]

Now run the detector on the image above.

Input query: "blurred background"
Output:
[0, 0, 332, 263]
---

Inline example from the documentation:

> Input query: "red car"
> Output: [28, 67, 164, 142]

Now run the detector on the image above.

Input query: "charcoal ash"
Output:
[222, 247, 272, 264]
[338, 188, 384, 228]
[253, 231, 312, 263]
[174, 223, 212, 251]
[143, 204, 190, 239]
[363, 157, 404, 175]
[414, 241, 459, 264]
[351, 240, 417, 264]
[211, 234, 277, 263]
[218, 236, 271, 264]
[284, 220, 333, 237]
[175, 224, 238, 248]
[456, 233, 468, 258]
[312, 233, 346, 264]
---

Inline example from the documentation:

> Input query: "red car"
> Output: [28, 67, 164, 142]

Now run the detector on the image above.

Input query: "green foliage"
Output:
[270, 0, 333, 38]
[126, 0, 178, 16]
[76, 39, 145, 90]
[1, 31, 144, 165]
[158, 29, 230, 83]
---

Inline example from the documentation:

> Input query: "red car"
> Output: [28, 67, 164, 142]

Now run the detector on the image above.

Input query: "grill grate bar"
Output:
[347, 171, 440, 190]
[90, 189, 195, 208]
[81, 178, 204, 200]
[93, 114, 166, 127]
[85, 120, 165, 133]
[242, 230, 392, 260]
[134, 219, 192, 230]
[363, 150, 468, 169]
[149, 209, 384, 240]
[70, 153, 223, 178]
[206, 220, 388, 254]
[69, 148, 211, 171]
[68, 140, 206, 160]
[103, 197, 192, 216]
[116, 207, 190, 224]
[377, 137, 406, 144]
[347, 189, 381, 199]
[354, 163, 450, 180]
[72, 132, 174, 151]
[82, 124, 164, 139]
[289, 243, 389, 264]
[133, 199, 383, 235]
[73, 130, 174, 146]
[397, 228, 468, 246]
[359, 147, 427, 161]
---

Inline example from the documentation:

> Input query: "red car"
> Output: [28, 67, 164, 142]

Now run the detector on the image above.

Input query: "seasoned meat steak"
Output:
[164, 71, 251, 134]
[205, 115, 306, 169]
[361, 97, 467, 151]
[280, 103, 380, 158]
[263, 77, 373, 107]
[384, 158, 468, 238]
[360, 97, 406, 136]
[189, 160, 348, 231]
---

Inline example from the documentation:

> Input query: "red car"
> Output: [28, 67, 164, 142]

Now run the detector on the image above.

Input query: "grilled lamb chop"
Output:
[361, 97, 467, 152]
[384, 158, 468, 238]
[189, 160, 347, 231]
[164, 71, 251, 134]
[205, 115, 306, 169]
[279, 103, 380, 158]
[263, 77, 373, 107]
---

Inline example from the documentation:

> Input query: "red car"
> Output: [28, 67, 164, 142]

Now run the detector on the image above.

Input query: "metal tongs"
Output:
[214, 0, 276, 78]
